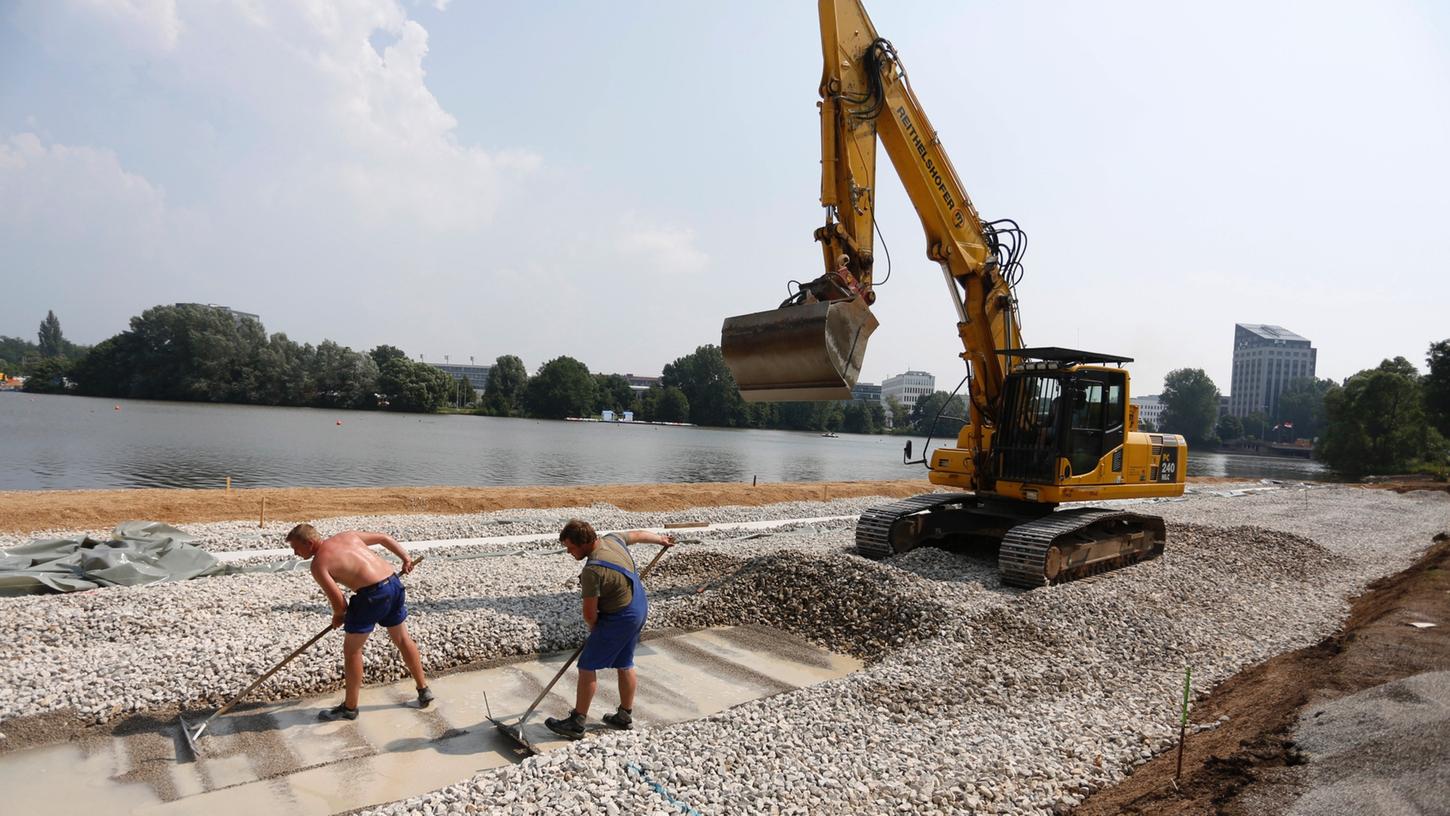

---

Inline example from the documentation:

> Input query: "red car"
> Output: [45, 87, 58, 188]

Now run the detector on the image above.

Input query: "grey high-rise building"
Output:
[1229, 324, 1316, 419]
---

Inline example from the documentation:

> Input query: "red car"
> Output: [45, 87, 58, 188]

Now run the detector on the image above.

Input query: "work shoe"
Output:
[602, 706, 633, 730]
[318, 703, 358, 722]
[417, 686, 435, 708]
[544, 709, 586, 740]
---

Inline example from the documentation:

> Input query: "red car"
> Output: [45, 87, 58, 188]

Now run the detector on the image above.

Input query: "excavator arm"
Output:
[723, 0, 1024, 456]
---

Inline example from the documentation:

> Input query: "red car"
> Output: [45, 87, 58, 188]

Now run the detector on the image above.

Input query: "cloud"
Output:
[3, 0, 552, 342]
[0, 133, 187, 329]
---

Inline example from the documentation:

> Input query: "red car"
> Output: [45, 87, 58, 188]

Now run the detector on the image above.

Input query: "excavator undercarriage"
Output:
[855, 493, 1166, 588]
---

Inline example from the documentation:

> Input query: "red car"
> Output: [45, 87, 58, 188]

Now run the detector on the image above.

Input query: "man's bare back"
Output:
[313, 531, 403, 590]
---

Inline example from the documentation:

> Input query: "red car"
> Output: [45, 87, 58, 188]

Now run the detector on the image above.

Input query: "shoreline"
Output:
[0, 479, 937, 535]
[0, 476, 1315, 536]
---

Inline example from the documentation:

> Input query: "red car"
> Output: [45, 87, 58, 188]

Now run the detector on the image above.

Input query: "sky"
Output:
[2, 0, 1447, 397]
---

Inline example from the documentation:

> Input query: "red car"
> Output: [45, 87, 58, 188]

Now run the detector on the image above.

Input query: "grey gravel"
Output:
[1, 483, 1445, 816]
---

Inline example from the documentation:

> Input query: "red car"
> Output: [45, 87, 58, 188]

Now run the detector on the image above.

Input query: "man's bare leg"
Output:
[617, 667, 637, 711]
[343, 632, 370, 709]
[575, 668, 598, 716]
[386, 623, 427, 689]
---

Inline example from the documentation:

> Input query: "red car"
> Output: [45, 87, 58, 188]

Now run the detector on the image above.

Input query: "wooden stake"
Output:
[1175, 665, 1192, 781]
[260, 496, 266, 528]
[225, 475, 231, 494]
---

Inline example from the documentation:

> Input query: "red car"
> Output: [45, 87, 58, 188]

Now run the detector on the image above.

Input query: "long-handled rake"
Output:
[488, 543, 671, 755]
[178, 555, 425, 759]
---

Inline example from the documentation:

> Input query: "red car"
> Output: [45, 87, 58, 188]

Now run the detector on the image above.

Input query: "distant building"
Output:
[1131, 394, 1165, 429]
[882, 370, 935, 412]
[621, 373, 662, 392]
[1229, 324, 1316, 419]
[431, 362, 491, 395]
[850, 382, 882, 404]
[177, 303, 261, 325]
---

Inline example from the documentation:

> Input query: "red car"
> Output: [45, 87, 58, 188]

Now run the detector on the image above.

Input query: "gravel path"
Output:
[1, 484, 1445, 815]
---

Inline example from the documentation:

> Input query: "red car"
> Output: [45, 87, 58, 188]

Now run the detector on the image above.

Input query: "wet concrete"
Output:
[0, 625, 859, 815]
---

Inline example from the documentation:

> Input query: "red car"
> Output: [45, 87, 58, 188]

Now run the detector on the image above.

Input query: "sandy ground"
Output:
[0, 479, 934, 535]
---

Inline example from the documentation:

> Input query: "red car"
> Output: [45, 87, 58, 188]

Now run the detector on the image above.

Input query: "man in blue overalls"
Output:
[545, 520, 674, 739]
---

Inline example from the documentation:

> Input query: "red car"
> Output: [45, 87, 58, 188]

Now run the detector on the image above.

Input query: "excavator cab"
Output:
[721, 296, 878, 402]
[987, 349, 1133, 487]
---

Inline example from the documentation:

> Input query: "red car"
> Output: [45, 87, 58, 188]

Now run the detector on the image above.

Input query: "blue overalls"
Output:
[577, 547, 648, 671]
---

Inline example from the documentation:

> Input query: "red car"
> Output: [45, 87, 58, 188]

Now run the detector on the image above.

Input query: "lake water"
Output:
[0, 393, 1327, 491]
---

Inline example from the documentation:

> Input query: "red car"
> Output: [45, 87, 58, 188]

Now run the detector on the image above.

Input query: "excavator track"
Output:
[854, 493, 972, 559]
[997, 508, 1165, 588]
[855, 496, 1166, 588]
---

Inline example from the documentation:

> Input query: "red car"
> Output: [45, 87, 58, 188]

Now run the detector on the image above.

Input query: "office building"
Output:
[882, 370, 935, 411]
[1131, 394, 1165, 429]
[850, 382, 882, 403]
[1229, 324, 1316, 419]
[431, 362, 491, 395]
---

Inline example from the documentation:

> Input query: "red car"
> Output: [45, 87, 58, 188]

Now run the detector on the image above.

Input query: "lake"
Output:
[0, 393, 1327, 491]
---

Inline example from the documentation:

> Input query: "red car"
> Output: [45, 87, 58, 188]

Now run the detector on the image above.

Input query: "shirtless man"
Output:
[285, 523, 433, 721]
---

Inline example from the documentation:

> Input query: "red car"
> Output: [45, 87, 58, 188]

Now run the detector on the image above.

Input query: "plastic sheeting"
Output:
[0, 521, 303, 596]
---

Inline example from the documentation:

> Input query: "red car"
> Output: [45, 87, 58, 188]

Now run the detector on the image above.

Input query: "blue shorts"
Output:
[344, 574, 408, 634]
[578, 610, 644, 671]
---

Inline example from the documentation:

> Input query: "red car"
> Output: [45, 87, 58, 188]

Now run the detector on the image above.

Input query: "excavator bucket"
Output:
[721, 298, 878, 402]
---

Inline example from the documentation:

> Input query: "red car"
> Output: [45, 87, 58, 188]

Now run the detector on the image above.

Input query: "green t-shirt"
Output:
[579, 533, 635, 614]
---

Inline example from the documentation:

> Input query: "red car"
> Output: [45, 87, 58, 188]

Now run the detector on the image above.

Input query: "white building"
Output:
[1229, 324, 1316, 419]
[1131, 394, 1165, 429]
[882, 370, 935, 411]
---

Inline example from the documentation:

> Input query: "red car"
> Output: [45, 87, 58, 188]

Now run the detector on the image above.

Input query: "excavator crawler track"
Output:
[855, 497, 1166, 588]
[854, 493, 971, 558]
[997, 508, 1165, 588]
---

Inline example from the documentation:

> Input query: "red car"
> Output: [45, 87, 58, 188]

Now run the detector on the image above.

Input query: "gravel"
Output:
[1, 483, 1445, 815]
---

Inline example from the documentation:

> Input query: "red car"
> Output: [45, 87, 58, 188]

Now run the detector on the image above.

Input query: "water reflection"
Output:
[0, 393, 1329, 491]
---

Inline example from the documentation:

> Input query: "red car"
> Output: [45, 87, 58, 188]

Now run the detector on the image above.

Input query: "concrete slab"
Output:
[0, 626, 859, 815]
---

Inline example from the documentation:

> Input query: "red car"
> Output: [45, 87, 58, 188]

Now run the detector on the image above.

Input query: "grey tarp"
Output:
[0, 521, 304, 596]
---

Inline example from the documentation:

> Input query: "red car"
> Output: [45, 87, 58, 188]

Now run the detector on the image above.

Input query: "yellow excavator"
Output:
[720, 0, 1187, 587]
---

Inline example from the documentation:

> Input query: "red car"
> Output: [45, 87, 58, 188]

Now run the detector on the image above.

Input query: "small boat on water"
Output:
[820, 432, 839, 438]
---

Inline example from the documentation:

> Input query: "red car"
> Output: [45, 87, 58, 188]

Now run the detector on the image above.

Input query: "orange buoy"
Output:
[336, 420, 343, 426]
[114, 405, 121, 411]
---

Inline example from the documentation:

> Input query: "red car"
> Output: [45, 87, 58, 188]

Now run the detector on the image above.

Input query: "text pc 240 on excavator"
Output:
[720, 0, 1187, 588]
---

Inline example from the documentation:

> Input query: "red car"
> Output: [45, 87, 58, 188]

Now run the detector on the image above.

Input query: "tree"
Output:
[884, 396, 910, 431]
[21, 357, 71, 393]
[522, 356, 596, 419]
[1277, 377, 1335, 441]
[654, 387, 690, 422]
[1160, 368, 1221, 445]
[661, 345, 749, 427]
[1318, 357, 1447, 478]
[593, 373, 636, 414]
[369, 344, 408, 369]
[310, 340, 379, 408]
[842, 401, 884, 434]
[1240, 411, 1269, 440]
[1426, 339, 1450, 438]
[37, 311, 64, 358]
[911, 391, 967, 437]
[481, 354, 528, 416]
[376, 357, 454, 412]
[1215, 413, 1243, 442]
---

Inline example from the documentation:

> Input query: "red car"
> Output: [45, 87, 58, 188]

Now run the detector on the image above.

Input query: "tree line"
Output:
[31, 307, 1442, 478]
[1155, 340, 1450, 479]
[8, 305, 967, 435]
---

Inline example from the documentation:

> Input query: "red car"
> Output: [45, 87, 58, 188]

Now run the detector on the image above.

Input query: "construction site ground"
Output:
[2, 478, 1446, 814]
